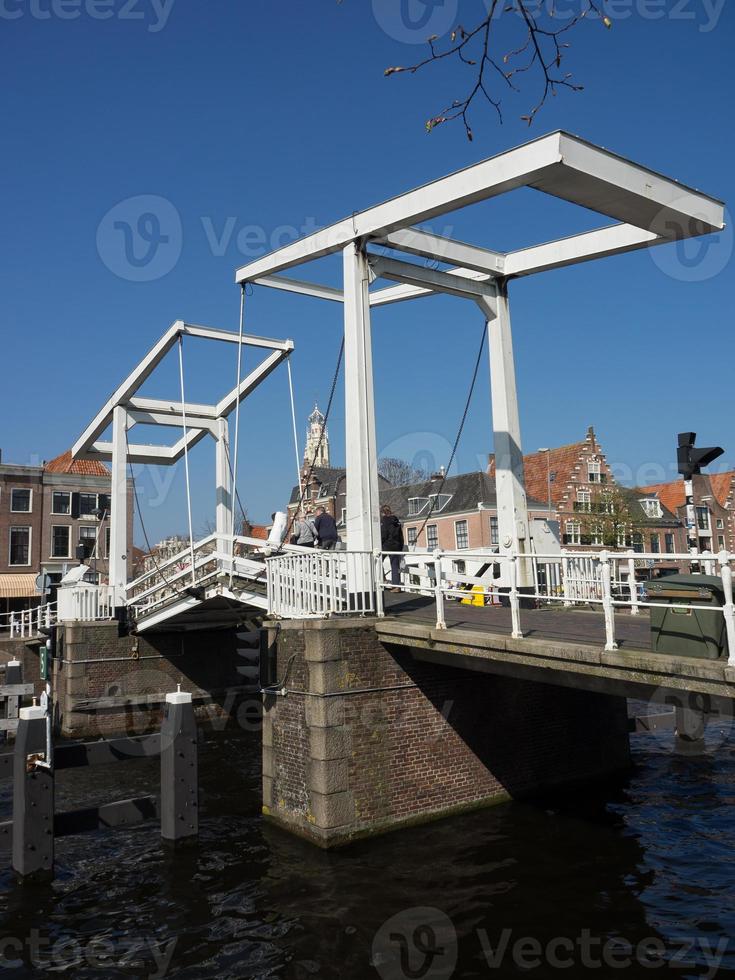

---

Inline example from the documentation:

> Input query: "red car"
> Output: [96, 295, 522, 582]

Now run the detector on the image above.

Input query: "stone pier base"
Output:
[262, 618, 631, 847]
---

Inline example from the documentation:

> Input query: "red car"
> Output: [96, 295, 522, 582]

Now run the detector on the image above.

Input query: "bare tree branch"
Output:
[382, 0, 612, 140]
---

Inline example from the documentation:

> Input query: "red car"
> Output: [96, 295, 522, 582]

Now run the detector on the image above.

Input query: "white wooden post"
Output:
[718, 552, 735, 666]
[600, 551, 618, 651]
[561, 550, 572, 607]
[215, 416, 233, 556]
[509, 555, 523, 639]
[109, 404, 129, 609]
[343, 243, 380, 602]
[434, 550, 446, 629]
[627, 552, 639, 615]
[477, 284, 532, 589]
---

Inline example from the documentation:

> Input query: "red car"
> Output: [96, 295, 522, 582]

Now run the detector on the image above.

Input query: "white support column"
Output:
[215, 417, 233, 548]
[343, 243, 381, 600]
[478, 282, 532, 589]
[109, 404, 129, 608]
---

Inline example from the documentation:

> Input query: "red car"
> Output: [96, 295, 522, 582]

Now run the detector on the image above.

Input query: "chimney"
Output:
[430, 465, 446, 481]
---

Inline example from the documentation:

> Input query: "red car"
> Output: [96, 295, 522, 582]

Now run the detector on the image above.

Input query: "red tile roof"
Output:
[640, 472, 735, 513]
[489, 437, 592, 506]
[45, 450, 110, 477]
[710, 471, 735, 508]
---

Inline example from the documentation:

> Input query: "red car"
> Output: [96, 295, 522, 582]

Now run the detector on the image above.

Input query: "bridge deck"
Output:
[383, 594, 652, 649]
[378, 595, 735, 702]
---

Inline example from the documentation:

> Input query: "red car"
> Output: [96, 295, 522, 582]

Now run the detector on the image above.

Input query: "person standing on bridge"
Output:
[294, 509, 318, 547]
[381, 505, 404, 589]
[314, 506, 339, 550]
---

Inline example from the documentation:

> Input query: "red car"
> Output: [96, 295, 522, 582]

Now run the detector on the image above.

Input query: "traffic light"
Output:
[677, 432, 724, 480]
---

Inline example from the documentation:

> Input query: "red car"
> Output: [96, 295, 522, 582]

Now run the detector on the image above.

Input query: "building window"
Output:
[632, 533, 644, 554]
[426, 525, 438, 550]
[565, 521, 581, 545]
[588, 461, 603, 483]
[718, 535, 726, 551]
[406, 527, 417, 547]
[640, 498, 662, 519]
[590, 525, 604, 546]
[51, 525, 71, 559]
[78, 526, 97, 559]
[455, 520, 469, 550]
[105, 526, 111, 558]
[428, 493, 452, 513]
[9, 527, 31, 566]
[490, 516, 499, 546]
[576, 489, 591, 512]
[10, 488, 32, 513]
[78, 493, 98, 518]
[650, 534, 660, 554]
[665, 533, 675, 554]
[616, 530, 627, 548]
[696, 507, 710, 532]
[408, 497, 429, 516]
[52, 491, 71, 515]
[453, 560, 466, 575]
[716, 518, 724, 530]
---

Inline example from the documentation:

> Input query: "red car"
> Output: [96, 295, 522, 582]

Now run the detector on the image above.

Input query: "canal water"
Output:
[0, 723, 734, 979]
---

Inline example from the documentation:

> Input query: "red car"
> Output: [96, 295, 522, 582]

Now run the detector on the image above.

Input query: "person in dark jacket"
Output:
[380, 505, 404, 588]
[314, 506, 339, 550]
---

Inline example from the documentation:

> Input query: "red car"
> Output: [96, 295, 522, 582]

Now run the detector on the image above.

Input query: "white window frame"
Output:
[406, 526, 417, 547]
[9, 526, 32, 566]
[78, 524, 98, 559]
[426, 524, 438, 550]
[454, 519, 469, 550]
[665, 533, 675, 554]
[577, 488, 592, 510]
[616, 530, 627, 548]
[50, 524, 72, 559]
[587, 461, 602, 483]
[10, 488, 32, 513]
[51, 491, 71, 515]
[716, 518, 724, 530]
[490, 515, 499, 546]
[640, 498, 662, 519]
[590, 524, 604, 547]
[408, 497, 429, 517]
[566, 521, 581, 545]
[696, 506, 711, 532]
[650, 533, 661, 554]
[428, 493, 453, 513]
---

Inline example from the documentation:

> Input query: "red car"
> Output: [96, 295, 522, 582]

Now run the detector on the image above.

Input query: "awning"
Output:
[0, 574, 39, 599]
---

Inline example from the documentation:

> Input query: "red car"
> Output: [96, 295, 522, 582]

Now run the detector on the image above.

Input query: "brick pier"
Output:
[262, 618, 632, 847]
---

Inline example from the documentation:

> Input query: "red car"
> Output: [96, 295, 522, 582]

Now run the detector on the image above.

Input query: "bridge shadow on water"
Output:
[0, 726, 733, 978]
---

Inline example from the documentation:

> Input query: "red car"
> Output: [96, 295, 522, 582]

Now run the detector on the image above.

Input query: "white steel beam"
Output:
[374, 228, 505, 277]
[343, 243, 381, 576]
[235, 131, 724, 284]
[504, 223, 662, 278]
[109, 405, 129, 606]
[91, 441, 174, 465]
[215, 348, 290, 418]
[215, 417, 233, 542]
[477, 286, 532, 589]
[369, 266, 495, 307]
[182, 323, 294, 352]
[126, 397, 219, 419]
[367, 255, 498, 301]
[127, 409, 218, 434]
[254, 275, 344, 303]
[72, 320, 182, 457]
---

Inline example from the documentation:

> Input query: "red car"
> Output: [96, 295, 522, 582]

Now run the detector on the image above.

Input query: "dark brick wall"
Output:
[263, 619, 631, 847]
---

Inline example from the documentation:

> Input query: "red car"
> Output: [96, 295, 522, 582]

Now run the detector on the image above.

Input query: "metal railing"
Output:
[264, 546, 735, 665]
[0, 602, 56, 639]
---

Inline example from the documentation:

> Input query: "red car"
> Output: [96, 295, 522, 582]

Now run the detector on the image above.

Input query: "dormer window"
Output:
[408, 497, 430, 516]
[428, 493, 452, 513]
[639, 498, 662, 519]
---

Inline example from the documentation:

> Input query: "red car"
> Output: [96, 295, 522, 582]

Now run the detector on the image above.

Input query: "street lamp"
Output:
[538, 449, 553, 518]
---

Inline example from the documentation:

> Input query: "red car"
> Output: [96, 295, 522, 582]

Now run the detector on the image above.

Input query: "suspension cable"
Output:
[413, 320, 489, 545]
[286, 359, 303, 502]
[177, 335, 197, 586]
[230, 285, 246, 584]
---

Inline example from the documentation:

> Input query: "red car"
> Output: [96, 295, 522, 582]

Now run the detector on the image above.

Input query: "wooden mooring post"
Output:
[1, 685, 199, 882]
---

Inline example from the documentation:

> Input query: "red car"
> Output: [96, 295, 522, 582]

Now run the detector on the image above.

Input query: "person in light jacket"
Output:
[380, 505, 404, 588]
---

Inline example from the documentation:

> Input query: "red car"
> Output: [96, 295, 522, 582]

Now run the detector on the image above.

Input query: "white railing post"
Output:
[509, 554, 523, 639]
[433, 550, 446, 629]
[561, 549, 572, 607]
[627, 552, 639, 615]
[718, 551, 735, 666]
[703, 550, 715, 577]
[600, 550, 618, 652]
[374, 552, 385, 618]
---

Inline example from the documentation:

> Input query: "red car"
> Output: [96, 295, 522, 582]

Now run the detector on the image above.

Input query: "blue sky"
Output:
[1, 0, 733, 542]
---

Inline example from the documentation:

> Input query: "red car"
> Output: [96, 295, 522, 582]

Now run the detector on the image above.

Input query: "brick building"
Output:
[640, 471, 735, 555]
[0, 448, 133, 618]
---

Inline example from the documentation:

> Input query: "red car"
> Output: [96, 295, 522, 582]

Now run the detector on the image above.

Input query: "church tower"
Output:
[304, 404, 330, 469]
